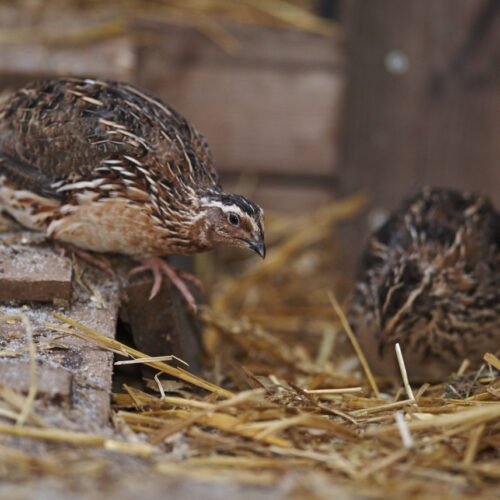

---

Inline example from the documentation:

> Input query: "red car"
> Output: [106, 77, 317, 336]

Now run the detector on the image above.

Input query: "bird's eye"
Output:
[228, 213, 240, 227]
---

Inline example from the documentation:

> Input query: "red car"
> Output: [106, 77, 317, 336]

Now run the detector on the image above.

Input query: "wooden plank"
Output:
[0, 258, 122, 425]
[135, 21, 344, 67]
[0, 244, 72, 303]
[0, 37, 135, 81]
[0, 215, 121, 425]
[138, 23, 344, 177]
[0, 359, 72, 404]
[65, 296, 120, 424]
[220, 175, 334, 213]
[121, 261, 202, 374]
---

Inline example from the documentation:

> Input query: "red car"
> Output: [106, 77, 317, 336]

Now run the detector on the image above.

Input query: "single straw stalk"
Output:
[395, 343, 415, 402]
[0, 424, 152, 456]
[369, 404, 500, 435]
[49, 313, 232, 398]
[327, 290, 380, 398]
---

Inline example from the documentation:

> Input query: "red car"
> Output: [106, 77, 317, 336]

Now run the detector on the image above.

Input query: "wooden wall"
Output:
[0, 7, 344, 214]
[339, 0, 500, 251]
[1, 1, 498, 224]
[137, 22, 344, 213]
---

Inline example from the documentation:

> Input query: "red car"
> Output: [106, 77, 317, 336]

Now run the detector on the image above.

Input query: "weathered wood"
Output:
[121, 257, 202, 374]
[65, 296, 121, 425]
[138, 22, 344, 178]
[0, 244, 72, 303]
[0, 261, 121, 425]
[0, 214, 122, 425]
[0, 359, 72, 404]
[0, 215, 203, 425]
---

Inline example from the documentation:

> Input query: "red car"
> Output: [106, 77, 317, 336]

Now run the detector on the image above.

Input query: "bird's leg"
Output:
[129, 257, 201, 310]
[171, 267, 204, 293]
[54, 242, 115, 276]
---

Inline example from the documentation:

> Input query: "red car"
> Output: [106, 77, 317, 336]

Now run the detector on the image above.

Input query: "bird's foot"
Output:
[54, 242, 115, 276]
[129, 257, 203, 310]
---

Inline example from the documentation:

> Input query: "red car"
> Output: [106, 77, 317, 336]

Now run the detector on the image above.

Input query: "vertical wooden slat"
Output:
[339, 0, 500, 250]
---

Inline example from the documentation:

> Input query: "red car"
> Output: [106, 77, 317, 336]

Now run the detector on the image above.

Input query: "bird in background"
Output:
[0, 78, 265, 309]
[348, 187, 500, 379]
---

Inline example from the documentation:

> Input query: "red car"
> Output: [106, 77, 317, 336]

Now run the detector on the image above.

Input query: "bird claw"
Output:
[130, 258, 200, 310]
[54, 242, 115, 276]
[173, 268, 204, 293]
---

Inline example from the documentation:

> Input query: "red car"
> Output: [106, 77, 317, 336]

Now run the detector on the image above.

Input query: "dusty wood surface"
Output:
[0, 215, 122, 426]
[0, 247, 121, 427]
[0, 214, 203, 426]
[0, 299, 119, 427]
[0, 243, 72, 302]
[0, 359, 72, 403]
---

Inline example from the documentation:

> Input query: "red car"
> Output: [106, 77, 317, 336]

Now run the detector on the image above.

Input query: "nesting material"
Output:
[0, 194, 499, 499]
[0, 0, 337, 51]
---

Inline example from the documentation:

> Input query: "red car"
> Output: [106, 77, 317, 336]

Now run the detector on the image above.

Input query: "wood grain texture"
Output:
[138, 23, 344, 177]
[339, 0, 500, 248]
[0, 215, 121, 425]
[0, 244, 72, 302]
[122, 262, 202, 375]
[0, 359, 72, 404]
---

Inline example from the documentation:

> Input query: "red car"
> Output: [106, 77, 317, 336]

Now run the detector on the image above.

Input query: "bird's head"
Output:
[195, 191, 265, 258]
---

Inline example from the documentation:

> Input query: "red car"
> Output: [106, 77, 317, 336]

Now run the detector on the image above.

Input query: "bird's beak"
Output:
[248, 237, 266, 258]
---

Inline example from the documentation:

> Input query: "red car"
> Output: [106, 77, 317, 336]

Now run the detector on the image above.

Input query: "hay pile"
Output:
[0, 0, 336, 52]
[1, 193, 499, 499]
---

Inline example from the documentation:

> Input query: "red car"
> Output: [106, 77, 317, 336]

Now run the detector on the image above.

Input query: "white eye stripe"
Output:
[201, 198, 263, 233]
[202, 200, 245, 216]
[222, 206, 245, 218]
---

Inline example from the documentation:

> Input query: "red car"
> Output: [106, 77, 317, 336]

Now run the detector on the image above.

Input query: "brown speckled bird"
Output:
[0, 78, 265, 308]
[348, 187, 500, 379]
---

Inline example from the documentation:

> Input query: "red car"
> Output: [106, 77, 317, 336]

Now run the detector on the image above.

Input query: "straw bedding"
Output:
[1, 193, 499, 499]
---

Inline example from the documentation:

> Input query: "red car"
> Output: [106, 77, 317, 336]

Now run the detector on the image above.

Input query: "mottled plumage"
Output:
[0, 78, 265, 306]
[348, 188, 500, 378]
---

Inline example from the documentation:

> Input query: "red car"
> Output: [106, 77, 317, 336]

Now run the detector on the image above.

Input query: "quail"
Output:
[348, 187, 500, 379]
[0, 78, 265, 308]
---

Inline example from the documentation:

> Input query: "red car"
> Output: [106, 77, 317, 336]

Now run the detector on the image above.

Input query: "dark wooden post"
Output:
[339, 0, 500, 250]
